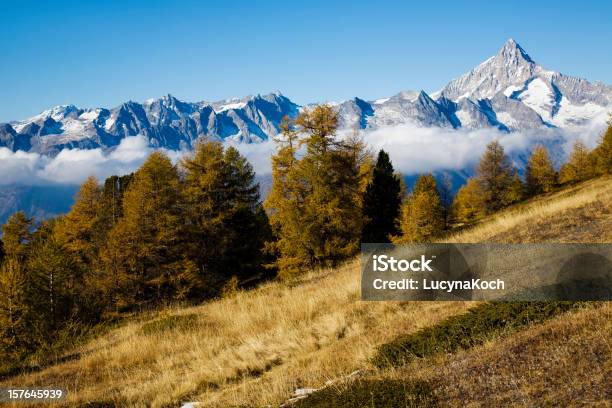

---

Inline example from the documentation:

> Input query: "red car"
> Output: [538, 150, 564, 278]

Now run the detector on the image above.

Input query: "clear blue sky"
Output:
[1, 0, 611, 122]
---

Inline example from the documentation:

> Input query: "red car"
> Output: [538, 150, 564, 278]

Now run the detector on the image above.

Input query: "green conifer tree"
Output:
[361, 150, 402, 243]
[439, 173, 454, 229]
[100, 174, 134, 226]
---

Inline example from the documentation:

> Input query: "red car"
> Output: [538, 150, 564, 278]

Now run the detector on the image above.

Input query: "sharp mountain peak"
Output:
[1, 40, 610, 156]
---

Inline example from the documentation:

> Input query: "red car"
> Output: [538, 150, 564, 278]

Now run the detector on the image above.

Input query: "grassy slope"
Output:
[1, 176, 611, 407]
[1, 264, 472, 407]
[298, 302, 610, 407]
[422, 302, 610, 406]
[444, 175, 612, 243]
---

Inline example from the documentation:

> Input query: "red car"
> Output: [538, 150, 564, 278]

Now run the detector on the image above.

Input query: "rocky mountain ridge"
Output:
[1, 39, 610, 156]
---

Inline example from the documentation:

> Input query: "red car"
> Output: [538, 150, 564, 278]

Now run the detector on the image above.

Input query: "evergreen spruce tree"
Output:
[92, 173, 135, 312]
[439, 173, 454, 229]
[219, 146, 270, 280]
[361, 150, 402, 243]
[477, 140, 513, 213]
[526, 145, 557, 195]
[100, 174, 134, 226]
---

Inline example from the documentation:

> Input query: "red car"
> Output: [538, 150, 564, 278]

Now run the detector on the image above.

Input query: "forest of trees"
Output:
[1, 109, 611, 371]
[0, 141, 270, 369]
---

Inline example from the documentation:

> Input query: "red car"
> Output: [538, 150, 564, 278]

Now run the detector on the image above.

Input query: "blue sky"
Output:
[1, 0, 611, 122]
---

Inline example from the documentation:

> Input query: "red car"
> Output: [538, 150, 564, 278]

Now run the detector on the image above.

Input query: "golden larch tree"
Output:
[526, 144, 557, 195]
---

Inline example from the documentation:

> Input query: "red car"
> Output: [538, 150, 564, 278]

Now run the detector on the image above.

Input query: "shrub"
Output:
[294, 379, 437, 408]
[372, 301, 581, 368]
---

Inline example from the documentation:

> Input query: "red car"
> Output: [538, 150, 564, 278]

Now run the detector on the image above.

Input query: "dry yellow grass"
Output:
[367, 302, 611, 407]
[0, 262, 471, 407]
[445, 175, 612, 243]
[428, 302, 612, 406]
[1, 176, 610, 407]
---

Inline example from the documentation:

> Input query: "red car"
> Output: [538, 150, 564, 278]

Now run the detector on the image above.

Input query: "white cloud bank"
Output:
[0, 113, 608, 187]
[362, 122, 603, 176]
[0, 135, 270, 186]
[0, 136, 183, 186]
[360, 111, 609, 176]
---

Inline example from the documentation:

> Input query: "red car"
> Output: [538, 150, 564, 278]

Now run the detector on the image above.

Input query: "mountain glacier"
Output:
[1, 39, 611, 157]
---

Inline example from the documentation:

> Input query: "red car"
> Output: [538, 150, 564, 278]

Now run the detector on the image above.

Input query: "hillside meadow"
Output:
[1, 175, 610, 407]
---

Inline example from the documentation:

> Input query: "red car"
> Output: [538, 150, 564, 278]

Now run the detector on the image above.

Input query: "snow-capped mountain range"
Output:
[1, 39, 611, 156]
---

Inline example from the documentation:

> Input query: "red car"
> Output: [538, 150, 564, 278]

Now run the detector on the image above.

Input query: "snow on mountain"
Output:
[368, 90, 454, 128]
[213, 99, 247, 113]
[438, 39, 538, 101]
[3, 92, 299, 155]
[433, 39, 611, 129]
[1, 39, 611, 157]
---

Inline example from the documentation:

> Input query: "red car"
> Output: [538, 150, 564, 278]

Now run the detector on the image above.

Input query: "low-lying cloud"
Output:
[362, 121, 605, 176]
[0, 136, 181, 186]
[0, 113, 608, 187]
[0, 134, 275, 187]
